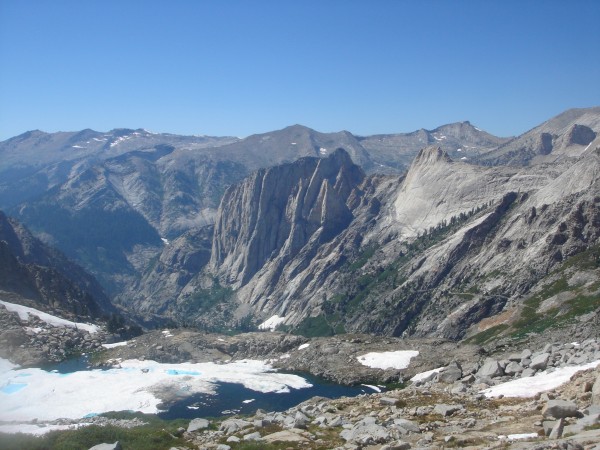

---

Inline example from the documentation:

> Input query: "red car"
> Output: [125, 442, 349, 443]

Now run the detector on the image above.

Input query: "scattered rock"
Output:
[433, 404, 463, 417]
[542, 399, 580, 419]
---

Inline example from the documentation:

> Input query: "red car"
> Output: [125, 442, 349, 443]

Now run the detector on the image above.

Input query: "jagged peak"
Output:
[411, 146, 453, 168]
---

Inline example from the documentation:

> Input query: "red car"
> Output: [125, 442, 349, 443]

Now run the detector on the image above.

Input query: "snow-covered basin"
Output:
[0, 357, 311, 422]
[482, 360, 600, 398]
[356, 350, 419, 370]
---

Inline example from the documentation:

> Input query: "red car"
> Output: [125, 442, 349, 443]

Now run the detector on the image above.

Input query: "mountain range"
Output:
[1, 107, 599, 342]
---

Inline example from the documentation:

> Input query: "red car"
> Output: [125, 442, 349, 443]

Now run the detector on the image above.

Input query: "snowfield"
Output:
[0, 358, 312, 423]
[482, 360, 600, 398]
[356, 350, 419, 370]
[0, 300, 99, 333]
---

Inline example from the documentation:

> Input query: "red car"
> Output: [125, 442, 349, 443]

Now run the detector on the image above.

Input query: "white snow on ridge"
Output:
[0, 300, 99, 334]
[356, 350, 419, 370]
[0, 358, 312, 423]
[258, 314, 286, 331]
[482, 360, 600, 398]
[298, 343, 310, 350]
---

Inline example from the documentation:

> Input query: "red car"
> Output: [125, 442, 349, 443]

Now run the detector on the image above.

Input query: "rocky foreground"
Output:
[174, 340, 600, 450]
[84, 333, 600, 449]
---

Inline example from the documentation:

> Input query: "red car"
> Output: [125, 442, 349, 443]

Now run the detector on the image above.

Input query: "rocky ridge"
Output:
[180, 142, 600, 341]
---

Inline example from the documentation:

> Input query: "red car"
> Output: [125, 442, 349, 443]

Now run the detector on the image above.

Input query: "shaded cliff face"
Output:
[209, 148, 365, 288]
[0, 211, 113, 318]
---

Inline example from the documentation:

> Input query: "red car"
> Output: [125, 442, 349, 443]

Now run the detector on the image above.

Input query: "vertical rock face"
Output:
[209, 149, 364, 288]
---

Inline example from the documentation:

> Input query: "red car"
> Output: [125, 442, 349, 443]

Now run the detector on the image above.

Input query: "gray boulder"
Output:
[476, 359, 503, 378]
[219, 418, 252, 434]
[394, 418, 420, 433]
[381, 441, 411, 450]
[433, 404, 463, 417]
[504, 361, 524, 375]
[187, 418, 210, 432]
[340, 418, 390, 445]
[542, 400, 580, 419]
[530, 353, 550, 370]
[438, 362, 462, 383]
[242, 432, 262, 441]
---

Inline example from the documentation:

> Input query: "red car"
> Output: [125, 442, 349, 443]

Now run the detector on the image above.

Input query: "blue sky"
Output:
[1, 0, 599, 140]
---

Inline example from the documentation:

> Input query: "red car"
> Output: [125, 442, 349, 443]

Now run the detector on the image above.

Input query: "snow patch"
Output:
[319, 147, 327, 155]
[361, 384, 381, 392]
[258, 315, 286, 331]
[298, 343, 310, 350]
[410, 367, 444, 382]
[482, 360, 600, 398]
[71, 145, 85, 148]
[356, 350, 419, 370]
[102, 341, 128, 349]
[0, 300, 99, 334]
[161, 237, 170, 245]
[162, 330, 173, 338]
[500, 433, 538, 441]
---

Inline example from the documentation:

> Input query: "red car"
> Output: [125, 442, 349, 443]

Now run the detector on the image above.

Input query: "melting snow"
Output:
[356, 350, 419, 370]
[162, 330, 173, 338]
[102, 341, 128, 349]
[0, 357, 312, 423]
[410, 367, 444, 382]
[258, 315, 286, 331]
[502, 433, 539, 441]
[482, 360, 600, 398]
[0, 300, 99, 334]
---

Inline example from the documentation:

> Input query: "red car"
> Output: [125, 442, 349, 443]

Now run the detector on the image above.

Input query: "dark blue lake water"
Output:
[44, 355, 377, 420]
[159, 374, 374, 420]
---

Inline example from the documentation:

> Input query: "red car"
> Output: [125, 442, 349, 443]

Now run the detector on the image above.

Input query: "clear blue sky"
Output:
[1, 0, 599, 140]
